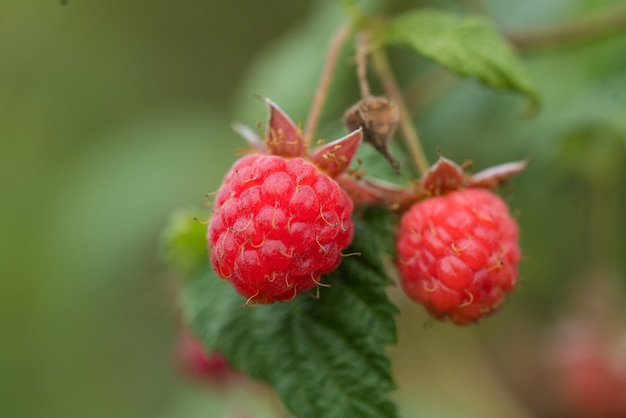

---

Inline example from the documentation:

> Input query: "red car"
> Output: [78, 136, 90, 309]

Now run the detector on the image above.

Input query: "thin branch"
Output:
[507, 4, 626, 52]
[458, 0, 489, 15]
[303, 23, 353, 145]
[404, 68, 458, 115]
[355, 32, 372, 98]
[371, 48, 430, 175]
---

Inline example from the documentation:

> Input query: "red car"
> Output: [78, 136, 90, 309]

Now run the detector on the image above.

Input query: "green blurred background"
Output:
[1, 0, 625, 417]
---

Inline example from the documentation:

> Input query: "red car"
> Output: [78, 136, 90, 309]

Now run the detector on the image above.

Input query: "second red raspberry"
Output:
[396, 188, 521, 325]
[208, 154, 354, 303]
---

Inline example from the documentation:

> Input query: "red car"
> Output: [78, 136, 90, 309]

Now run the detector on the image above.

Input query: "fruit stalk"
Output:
[371, 47, 429, 175]
[507, 3, 626, 52]
[303, 22, 353, 144]
[356, 32, 372, 98]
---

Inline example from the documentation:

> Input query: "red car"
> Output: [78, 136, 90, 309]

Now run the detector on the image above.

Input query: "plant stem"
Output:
[459, 0, 489, 15]
[355, 32, 372, 98]
[507, 4, 626, 52]
[588, 183, 611, 272]
[303, 23, 352, 145]
[404, 68, 458, 115]
[371, 47, 430, 175]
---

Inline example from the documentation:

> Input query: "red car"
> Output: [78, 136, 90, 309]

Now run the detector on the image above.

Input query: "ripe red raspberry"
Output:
[177, 329, 234, 384]
[208, 154, 354, 303]
[396, 188, 520, 325]
[552, 328, 626, 418]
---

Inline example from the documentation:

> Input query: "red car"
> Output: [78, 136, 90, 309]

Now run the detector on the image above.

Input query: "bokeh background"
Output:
[2, 0, 625, 417]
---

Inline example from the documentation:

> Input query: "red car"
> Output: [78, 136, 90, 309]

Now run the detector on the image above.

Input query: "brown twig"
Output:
[404, 68, 458, 115]
[371, 48, 430, 175]
[355, 32, 372, 98]
[507, 4, 626, 52]
[303, 23, 353, 144]
[458, 0, 489, 15]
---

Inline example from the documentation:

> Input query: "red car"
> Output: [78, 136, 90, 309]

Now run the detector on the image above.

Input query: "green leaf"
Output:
[356, 138, 416, 185]
[382, 9, 539, 106]
[180, 208, 398, 418]
[160, 207, 210, 277]
[557, 117, 626, 188]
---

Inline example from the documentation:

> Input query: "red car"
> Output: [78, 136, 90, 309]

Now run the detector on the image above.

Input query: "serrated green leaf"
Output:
[356, 206, 397, 257]
[382, 9, 539, 106]
[181, 208, 398, 418]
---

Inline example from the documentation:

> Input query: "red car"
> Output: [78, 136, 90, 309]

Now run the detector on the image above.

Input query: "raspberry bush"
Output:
[159, 2, 626, 417]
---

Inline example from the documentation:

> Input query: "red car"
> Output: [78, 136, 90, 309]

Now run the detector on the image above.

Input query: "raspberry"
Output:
[208, 154, 354, 303]
[552, 329, 626, 418]
[177, 329, 234, 383]
[396, 188, 520, 325]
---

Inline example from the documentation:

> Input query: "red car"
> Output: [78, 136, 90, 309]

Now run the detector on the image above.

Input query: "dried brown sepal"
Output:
[232, 122, 265, 152]
[231, 97, 364, 180]
[310, 128, 363, 178]
[418, 155, 528, 197]
[468, 159, 530, 189]
[344, 96, 401, 173]
[261, 96, 306, 158]
[337, 175, 417, 211]
[419, 156, 468, 196]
